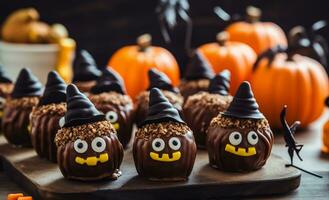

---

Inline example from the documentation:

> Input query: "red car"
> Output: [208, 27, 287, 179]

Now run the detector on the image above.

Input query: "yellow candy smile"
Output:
[225, 144, 256, 157]
[113, 123, 120, 131]
[150, 151, 181, 162]
[75, 153, 109, 166]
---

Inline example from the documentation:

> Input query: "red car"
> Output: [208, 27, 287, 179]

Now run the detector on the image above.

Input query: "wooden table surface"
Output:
[0, 110, 328, 200]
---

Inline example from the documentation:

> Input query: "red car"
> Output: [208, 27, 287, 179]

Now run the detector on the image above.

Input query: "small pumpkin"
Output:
[108, 34, 180, 99]
[198, 32, 257, 94]
[322, 97, 329, 154]
[225, 6, 287, 55]
[251, 46, 329, 128]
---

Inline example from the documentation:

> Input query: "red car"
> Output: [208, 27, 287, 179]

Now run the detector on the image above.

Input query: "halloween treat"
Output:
[72, 50, 102, 92]
[55, 84, 123, 181]
[2, 68, 42, 146]
[89, 68, 134, 148]
[251, 45, 329, 128]
[30, 71, 66, 162]
[198, 32, 257, 94]
[207, 81, 273, 172]
[183, 70, 232, 148]
[108, 34, 180, 99]
[322, 97, 329, 154]
[224, 6, 287, 55]
[0, 66, 13, 130]
[133, 88, 196, 181]
[134, 68, 183, 126]
[178, 50, 214, 99]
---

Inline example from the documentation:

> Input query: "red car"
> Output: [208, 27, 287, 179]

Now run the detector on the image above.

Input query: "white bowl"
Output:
[0, 41, 59, 84]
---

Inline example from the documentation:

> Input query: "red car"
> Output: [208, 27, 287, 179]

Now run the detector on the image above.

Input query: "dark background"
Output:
[1, 0, 328, 71]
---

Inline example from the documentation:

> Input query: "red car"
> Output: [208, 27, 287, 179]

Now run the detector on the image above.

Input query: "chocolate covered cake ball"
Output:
[183, 70, 232, 148]
[206, 81, 274, 172]
[30, 71, 67, 162]
[133, 88, 196, 181]
[0, 66, 13, 130]
[55, 84, 123, 181]
[72, 49, 102, 92]
[134, 68, 183, 126]
[178, 50, 214, 99]
[2, 68, 42, 146]
[89, 68, 133, 148]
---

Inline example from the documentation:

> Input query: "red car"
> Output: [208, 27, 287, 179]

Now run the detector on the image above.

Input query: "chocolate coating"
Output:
[89, 92, 134, 148]
[179, 79, 210, 99]
[11, 68, 43, 99]
[30, 103, 66, 162]
[147, 68, 178, 93]
[39, 71, 66, 106]
[206, 116, 273, 172]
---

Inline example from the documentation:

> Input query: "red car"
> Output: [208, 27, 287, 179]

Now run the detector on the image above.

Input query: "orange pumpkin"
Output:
[198, 32, 257, 94]
[108, 34, 180, 99]
[251, 46, 329, 128]
[226, 6, 287, 55]
[322, 97, 329, 154]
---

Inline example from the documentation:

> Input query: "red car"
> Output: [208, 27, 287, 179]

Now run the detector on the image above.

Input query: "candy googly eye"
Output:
[152, 138, 165, 152]
[168, 137, 181, 150]
[74, 139, 88, 154]
[59, 117, 65, 128]
[247, 131, 259, 145]
[229, 131, 242, 146]
[106, 111, 118, 123]
[91, 137, 106, 153]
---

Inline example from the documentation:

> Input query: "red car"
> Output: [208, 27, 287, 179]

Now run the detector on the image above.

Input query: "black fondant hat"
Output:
[222, 81, 264, 119]
[147, 68, 178, 93]
[39, 71, 67, 106]
[63, 84, 105, 128]
[72, 49, 102, 82]
[90, 68, 126, 94]
[0, 65, 12, 83]
[208, 70, 230, 95]
[11, 68, 43, 98]
[185, 50, 214, 80]
[139, 88, 185, 127]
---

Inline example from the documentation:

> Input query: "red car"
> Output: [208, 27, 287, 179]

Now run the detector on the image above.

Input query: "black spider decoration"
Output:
[156, 0, 192, 55]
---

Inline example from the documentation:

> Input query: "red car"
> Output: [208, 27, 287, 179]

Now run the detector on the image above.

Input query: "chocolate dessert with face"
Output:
[89, 68, 133, 148]
[183, 70, 232, 148]
[30, 71, 66, 162]
[206, 81, 274, 172]
[178, 50, 214, 99]
[133, 88, 197, 181]
[2, 68, 42, 146]
[55, 84, 123, 181]
[134, 68, 183, 126]
[0, 66, 13, 131]
[72, 49, 102, 92]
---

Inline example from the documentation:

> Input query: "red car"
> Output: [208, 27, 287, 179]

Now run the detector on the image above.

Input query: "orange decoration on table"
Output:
[108, 34, 180, 99]
[250, 46, 329, 128]
[7, 193, 32, 200]
[198, 31, 257, 94]
[322, 97, 329, 154]
[226, 6, 287, 55]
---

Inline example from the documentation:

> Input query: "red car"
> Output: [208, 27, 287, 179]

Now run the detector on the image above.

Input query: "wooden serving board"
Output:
[0, 136, 300, 200]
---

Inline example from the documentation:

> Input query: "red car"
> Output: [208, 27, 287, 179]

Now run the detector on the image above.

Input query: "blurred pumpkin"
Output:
[225, 6, 287, 55]
[251, 45, 329, 128]
[198, 31, 257, 94]
[322, 97, 329, 154]
[289, 20, 329, 76]
[108, 34, 180, 99]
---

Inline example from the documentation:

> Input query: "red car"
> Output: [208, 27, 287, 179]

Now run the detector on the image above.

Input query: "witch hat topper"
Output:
[0, 65, 12, 83]
[63, 84, 105, 128]
[139, 88, 185, 127]
[185, 50, 214, 80]
[208, 70, 231, 96]
[90, 68, 126, 94]
[72, 49, 102, 82]
[147, 68, 178, 93]
[11, 68, 43, 99]
[223, 81, 264, 119]
[39, 71, 67, 106]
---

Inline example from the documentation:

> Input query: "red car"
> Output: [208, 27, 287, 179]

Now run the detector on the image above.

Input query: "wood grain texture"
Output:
[0, 135, 300, 200]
